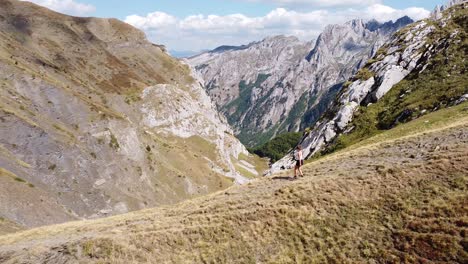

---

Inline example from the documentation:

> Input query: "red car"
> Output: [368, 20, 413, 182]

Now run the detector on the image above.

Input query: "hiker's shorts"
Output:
[295, 160, 303, 167]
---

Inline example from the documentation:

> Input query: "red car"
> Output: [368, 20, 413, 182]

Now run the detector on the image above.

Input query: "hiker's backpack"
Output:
[293, 150, 300, 161]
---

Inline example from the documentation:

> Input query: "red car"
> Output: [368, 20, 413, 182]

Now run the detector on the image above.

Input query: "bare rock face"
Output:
[188, 17, 413, 146]
[0, 0, 253, 228]
[272, 1, 467, 172]
[432, 0, 467, 19]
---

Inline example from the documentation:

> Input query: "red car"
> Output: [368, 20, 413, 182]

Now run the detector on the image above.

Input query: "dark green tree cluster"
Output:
[249, 132, 303, 162]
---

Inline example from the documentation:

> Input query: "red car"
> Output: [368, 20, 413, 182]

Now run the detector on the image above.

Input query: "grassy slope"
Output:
[323, 4, 467, 155]
[307, 102, 468, 164]
[0, 103, 467, 263]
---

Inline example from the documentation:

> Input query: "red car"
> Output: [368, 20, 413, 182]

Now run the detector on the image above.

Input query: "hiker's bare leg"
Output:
[294, 166, 298, 177]
[299, 167, 304, 176]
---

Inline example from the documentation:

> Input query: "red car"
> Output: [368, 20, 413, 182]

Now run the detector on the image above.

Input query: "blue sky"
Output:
[24, 0, 445, 53]
[50, 0, 444, 19]
[90, 1, 274, 19]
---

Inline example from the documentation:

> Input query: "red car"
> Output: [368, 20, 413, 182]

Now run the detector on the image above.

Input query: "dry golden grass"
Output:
[1, 106, 467, 263]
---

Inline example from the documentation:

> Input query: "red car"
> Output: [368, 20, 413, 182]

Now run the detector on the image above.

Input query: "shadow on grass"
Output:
[272, 176, 295, 181]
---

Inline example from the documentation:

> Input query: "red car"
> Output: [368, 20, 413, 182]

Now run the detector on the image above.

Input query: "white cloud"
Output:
[125, 4, 430, 52]
[125, 12, 178, 30]
[362, 4, 430, 21]
[21, 0, 95, 16]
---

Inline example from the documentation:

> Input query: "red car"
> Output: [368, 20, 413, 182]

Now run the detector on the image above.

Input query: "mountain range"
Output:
[273, 0, 467, 171]
[188, 16, 414, 147]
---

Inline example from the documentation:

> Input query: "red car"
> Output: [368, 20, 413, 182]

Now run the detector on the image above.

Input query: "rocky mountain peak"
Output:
[306, 16, 413, 64]
[345, 18, 367, 30]
[365, 16, 414, 34]
[205, 35, 303, 56]
[209, 44, 252, 54]
[261, 35, 303, 47]
[431, 0, 467, 19]
[263, 34, 300, 42]
[393, 15, 415, 27]
[320, 19, 366, 37]
[189, 16, 412, 147]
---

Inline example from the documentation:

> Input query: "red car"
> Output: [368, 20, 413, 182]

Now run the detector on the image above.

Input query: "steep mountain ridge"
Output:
[188, 17, 413, 147]
[272, 0, 468, 171]
[0, 0, 263, 229]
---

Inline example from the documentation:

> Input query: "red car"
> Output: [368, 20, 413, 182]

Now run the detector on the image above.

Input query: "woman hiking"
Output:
[293, 145, 304, 178]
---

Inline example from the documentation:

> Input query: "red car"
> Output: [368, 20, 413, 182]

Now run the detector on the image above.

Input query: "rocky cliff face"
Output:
[0, 0, 258, 228]
[432, 0, 467, 19]
[188, 17, 413, 147]
[272, 1, 468, 172]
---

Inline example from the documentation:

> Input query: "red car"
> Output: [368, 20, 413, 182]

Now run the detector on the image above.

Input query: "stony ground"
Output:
[0, 111, 467, 263]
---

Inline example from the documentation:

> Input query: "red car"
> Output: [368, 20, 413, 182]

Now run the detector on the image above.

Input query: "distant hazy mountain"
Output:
[188, 17, 413, 147]
[169, 50, 204, 58]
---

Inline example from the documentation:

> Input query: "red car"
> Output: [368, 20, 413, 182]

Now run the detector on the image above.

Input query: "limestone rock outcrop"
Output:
[189, 17, 413, 146]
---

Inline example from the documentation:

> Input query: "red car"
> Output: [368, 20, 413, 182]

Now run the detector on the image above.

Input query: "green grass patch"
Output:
[236, 152, 269, 177]
[238, 123, 279, 148]
[223, 74, 270, 125]
[124, 92, 141, 105]
[365, 58, 379, 67]
[232, 161, 257, 179]
[375, 47, 387, 58]
[109, 133, 120, 150]
[342, 81, 353, 88]
[184, 136, 218, 161]
[319, 102, 468, 158]
[352, 102, 467, 149]
[14, 177, 26, 183]
[354, 68, 374, 81]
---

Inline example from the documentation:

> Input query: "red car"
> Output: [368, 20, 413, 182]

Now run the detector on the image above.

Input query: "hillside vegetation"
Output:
[1, 103, 467, 263]
[249, 132, 303, 163]
[323, 4, 468, 155]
